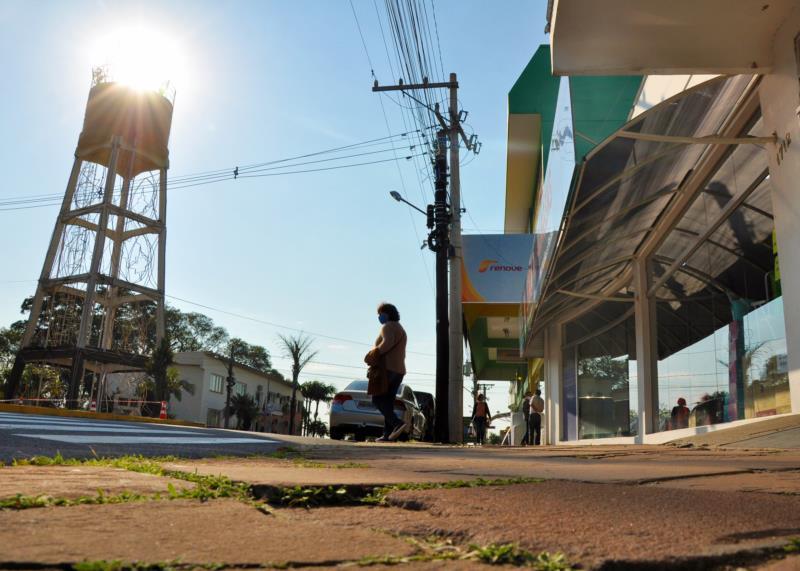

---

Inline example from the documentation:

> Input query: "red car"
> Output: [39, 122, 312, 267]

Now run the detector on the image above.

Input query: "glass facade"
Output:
[651, 113, 789, 431]
[656, 297, 789, 430]
[564, 309, 637, 440]
[517, 72, 794, 442]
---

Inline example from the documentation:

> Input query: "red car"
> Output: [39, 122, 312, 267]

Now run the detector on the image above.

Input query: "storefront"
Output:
[506, 1, 800, 443]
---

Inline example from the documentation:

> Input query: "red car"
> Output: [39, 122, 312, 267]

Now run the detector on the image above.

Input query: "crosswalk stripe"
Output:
[16, 434, 277, 445]
[0, 424, 200, 434]
[0, 414, 139, 425]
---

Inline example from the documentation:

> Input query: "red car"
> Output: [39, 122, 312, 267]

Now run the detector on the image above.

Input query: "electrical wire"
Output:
[0, 140, 425, 212]
[165, 293, 435, 357]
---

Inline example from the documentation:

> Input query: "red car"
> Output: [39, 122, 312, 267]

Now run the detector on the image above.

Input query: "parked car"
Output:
[413, 391, 435, 441]
[329, 380, 426, 441]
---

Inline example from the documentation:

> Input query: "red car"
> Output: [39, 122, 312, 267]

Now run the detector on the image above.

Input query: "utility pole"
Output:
[373, 75, 479, 443]
[224, 345, 236, 429]
[446, 73, 464, 443]
[431, 129, 450, 442]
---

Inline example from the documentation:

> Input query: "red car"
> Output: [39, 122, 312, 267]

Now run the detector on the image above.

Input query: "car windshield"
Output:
[345, 380, 369, 392]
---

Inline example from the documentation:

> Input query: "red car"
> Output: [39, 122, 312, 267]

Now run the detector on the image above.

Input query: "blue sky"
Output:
[0, 0, 548, 422]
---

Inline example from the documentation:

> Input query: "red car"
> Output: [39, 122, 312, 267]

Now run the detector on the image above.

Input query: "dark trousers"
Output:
[372, 370, 404, 437]
[530, 413, 542, 445]
[521, 414, 530, 445]
[474, 416, 487, 444]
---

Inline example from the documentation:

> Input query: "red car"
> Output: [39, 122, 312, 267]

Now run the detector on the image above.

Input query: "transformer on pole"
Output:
[6, 68, 174, 408]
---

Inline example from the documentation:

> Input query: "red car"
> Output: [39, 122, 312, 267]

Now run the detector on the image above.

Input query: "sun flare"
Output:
[90, 26, 185, 93]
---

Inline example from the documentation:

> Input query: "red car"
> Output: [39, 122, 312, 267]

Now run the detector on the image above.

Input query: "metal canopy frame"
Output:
[527, 74, 764, 346]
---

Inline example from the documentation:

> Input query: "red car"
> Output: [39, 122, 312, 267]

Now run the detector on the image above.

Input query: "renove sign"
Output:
[461, 234, 534, 303]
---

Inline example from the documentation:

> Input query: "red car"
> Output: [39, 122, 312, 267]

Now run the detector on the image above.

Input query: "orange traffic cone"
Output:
[90, 400, 97, 412]
[159, 401, 167, 420]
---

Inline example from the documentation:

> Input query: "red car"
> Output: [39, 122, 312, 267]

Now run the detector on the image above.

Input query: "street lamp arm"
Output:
[389, 191, 426, 216]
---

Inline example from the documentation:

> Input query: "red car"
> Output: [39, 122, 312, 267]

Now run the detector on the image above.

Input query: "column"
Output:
[633, 257, 658, 441]
[758, 6, 800, 413]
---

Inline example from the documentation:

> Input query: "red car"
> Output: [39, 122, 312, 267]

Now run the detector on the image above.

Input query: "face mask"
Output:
[378, 313, 389, 324]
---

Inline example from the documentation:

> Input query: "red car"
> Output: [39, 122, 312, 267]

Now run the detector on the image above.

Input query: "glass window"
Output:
[209, 373, 224, 394]
[651, 112, 788, 430]
[235, 382, 246, 396]
[574, 315, 636, 439]
[563, 305, 637, 440]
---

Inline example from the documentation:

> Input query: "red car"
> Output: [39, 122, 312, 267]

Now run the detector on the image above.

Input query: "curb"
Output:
[0, 403, 204, 428]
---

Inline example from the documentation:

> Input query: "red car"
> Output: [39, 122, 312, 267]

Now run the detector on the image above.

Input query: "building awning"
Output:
[525, 74, 775, 356]
[461, 234, 533, 380]
[549, 0, 796, 76]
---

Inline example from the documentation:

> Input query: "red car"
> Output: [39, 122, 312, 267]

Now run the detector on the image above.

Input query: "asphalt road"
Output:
[0, 412, 288, 463]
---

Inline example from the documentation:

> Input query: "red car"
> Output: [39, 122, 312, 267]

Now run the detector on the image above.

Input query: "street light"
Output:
[389, 190, 427, 216]
[388, 182, 451, 443]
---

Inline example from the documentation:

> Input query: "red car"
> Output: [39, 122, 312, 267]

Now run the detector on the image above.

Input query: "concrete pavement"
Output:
[1, 413, 800, 569]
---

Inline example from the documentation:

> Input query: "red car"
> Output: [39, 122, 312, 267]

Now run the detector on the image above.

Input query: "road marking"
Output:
[16, 434, 277, 445]
[0, 414, 194, 430]
[0, 424, 201, 434]
[0, 414, 141, 425]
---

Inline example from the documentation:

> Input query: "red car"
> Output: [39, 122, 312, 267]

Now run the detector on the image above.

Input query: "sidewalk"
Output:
[1, 438, 799, 570]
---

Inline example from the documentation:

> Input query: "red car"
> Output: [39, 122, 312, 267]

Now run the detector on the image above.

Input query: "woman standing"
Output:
[472, 394, 491, 445]
[369, 302, 408, 442]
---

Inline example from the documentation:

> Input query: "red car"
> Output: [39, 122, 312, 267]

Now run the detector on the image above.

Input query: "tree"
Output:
[306, 419, 328, 438]
[300, 380, 337, 437]
[227, 393, 260, 431]
[166, 307, 229, 353]
[145, 336, 174, 415]
[136, 367, 195, 406]
[229, 337, 272, 373]
[278, 334, 318, 435]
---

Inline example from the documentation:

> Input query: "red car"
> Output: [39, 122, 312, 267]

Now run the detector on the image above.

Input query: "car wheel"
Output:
[353, 430, 367, 442]
[330, 427, 344, 440]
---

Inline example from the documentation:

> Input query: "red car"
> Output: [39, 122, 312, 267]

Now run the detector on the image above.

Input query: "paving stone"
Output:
[0, 465, 191, 499]
[286, 480, 800, 569]
[0, 499, 416, 566]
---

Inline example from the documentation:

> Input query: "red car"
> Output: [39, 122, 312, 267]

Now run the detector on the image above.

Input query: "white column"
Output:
[759, 6, 800, 413]
[544, 323, 562, 444]
[633, 257, 658, 442]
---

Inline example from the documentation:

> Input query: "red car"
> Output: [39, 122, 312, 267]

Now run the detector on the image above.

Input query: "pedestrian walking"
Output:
[521, 392, 532, 445]
[472, 393, 491, 445]
[530, 389, 544, 445]
[670, 397, 690, 430]
[364, 302, 408, 442]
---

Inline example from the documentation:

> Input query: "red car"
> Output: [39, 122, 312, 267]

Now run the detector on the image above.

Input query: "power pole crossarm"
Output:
[372, 79, 457, 91]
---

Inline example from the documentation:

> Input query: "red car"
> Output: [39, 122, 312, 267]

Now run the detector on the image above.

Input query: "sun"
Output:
[91, 26, 185, 93]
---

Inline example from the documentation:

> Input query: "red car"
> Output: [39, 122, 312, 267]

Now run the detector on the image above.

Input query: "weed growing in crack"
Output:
[785, 537, 800, 553]
[468, 543, 572, 569]
[362, 476, 544, 505]
[277, 485, 352, 507]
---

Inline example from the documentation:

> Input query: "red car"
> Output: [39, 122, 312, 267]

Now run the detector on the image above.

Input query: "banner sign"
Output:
[461, 234, 534, 303]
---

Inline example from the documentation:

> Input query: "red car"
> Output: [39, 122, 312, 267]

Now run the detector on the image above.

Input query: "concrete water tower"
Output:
[7, 68, 174, 407]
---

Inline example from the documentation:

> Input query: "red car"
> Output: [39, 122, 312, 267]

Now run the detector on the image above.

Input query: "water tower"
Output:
[6, 68, 174, 407]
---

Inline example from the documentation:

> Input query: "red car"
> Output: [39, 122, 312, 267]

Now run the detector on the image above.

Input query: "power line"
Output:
[350, 0, 435, 296]
[166, 294, 435, 357]
[270, 354, 434, 377]
[0, 132, 423, 211]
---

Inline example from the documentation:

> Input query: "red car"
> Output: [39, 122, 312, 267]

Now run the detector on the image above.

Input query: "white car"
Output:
[329, 380, 426, 441]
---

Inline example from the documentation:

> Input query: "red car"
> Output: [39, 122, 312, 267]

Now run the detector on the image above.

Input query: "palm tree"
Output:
[299, 380, 336, 437]
[299, 382, 314, 436]
[278, 334, 318, 435]
[227, 393, 260, 431]
[308, 380, 337, 430]
[307, 419, 329, 437]
[144, 336, 174, 417]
